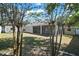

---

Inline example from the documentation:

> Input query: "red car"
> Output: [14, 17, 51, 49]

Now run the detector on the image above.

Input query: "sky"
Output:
[25, 3, 50, 23]
[23, 3, 66, 23]
[27, 3, 45, 13]
[0, 3, 65, 23]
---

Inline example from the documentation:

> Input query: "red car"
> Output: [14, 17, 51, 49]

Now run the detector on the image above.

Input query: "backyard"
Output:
[0, 33, 79, 56]
[0, 3, 79, 56]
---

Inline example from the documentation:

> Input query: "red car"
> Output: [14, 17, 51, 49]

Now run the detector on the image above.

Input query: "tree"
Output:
[11, 3, 31, 56]
[0, 3, 8, 33]
[0, 3, 32, 56]
[46, 3, 59, 56]
[64, 4, 79, 27]
[45, 3, 74, 56]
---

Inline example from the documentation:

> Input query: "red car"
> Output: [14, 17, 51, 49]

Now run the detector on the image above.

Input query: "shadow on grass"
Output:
[0, 38, 13, 50]
[22, 37, 50, 56]
[61, 35, 79, 55]
[0, 38, 13, 56]
[0, 37, 50, 56]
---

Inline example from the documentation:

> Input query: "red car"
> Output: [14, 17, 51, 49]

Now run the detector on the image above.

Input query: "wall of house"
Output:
[64, 27, 79, 35]
[76, 28, 79, 35]
[25, 24, 50, 36]
[5, 26, 13, 33]
[24, 22, 48, 34]
[5, 26, 17, 33]
[24, 25, 33, 33]
[0, 26, 1, 33]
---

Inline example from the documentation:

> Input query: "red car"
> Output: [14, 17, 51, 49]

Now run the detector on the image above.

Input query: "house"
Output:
[0, 22, 54, 35]
[24, 22, 52, 36]
[0, 21, 79, 35]
[0, 25, 17, 33]
[0, 21, 54, 35]
[0, 26, 1, 33]
[64, 26, 79, 35]
[24, 22, 79, 36]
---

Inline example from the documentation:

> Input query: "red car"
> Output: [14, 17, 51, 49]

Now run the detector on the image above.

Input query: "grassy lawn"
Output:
[62, 35, 79, 55]
[0, 33, 50, 56]
[0, 33, 79, 55]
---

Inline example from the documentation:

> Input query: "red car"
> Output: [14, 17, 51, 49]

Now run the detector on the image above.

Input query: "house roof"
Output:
[26, 22, 48, 26]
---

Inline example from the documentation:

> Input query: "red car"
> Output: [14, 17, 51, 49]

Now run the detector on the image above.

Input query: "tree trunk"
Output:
[52, 25, 55, 56]
[19, 26, 23, 56]
[1, 25, 5, 33]
[54, 24, 59, 55]
[49, 24, 52, 55]
[16, 26, 20, 56]
[16, 25, 23, 56]
[50, 24, 55, 56]
[12, 24, 17, 56]
[56, 25, 63, 55]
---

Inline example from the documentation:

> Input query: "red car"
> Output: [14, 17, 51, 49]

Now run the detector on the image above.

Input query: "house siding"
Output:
[0, 26, 1, 33]
[0, 26, 17, 33]
[64, 27, 79, 35]
[24, 25, 33, 33]
[5, 26, 17, 33]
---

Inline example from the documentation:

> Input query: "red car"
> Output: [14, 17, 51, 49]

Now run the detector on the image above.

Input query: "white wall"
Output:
[24, 25, 33, 33]
[64, 27, 79, 35]
[5, 26, 13, 33]
[0, 26, 2, 33]
[5, 26, 17, 33]
[76, 29, 79, 35]
[64, 28, 75, 35]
